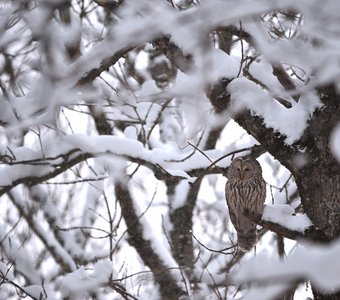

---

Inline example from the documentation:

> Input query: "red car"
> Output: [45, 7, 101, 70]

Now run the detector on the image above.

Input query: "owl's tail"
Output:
[237, 229, 258, 252]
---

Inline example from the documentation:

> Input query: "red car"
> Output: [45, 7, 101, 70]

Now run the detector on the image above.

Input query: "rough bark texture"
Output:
[293, 85, 340, 239]
[168, 179, 199, 270]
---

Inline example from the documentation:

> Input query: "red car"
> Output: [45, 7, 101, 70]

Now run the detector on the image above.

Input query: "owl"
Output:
[225, 157, 266, 251]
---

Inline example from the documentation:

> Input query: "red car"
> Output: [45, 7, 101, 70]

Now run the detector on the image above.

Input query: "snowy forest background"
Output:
[0, 0, 340, 299]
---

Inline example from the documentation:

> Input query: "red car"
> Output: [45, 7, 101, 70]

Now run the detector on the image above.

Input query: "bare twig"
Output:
[0, 272, 41, 300]
[192, 232, 236, 255]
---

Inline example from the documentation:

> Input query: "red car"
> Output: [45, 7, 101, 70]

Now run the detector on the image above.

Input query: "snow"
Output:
[0, 262, 14, 281]
[248, 59, 296, 104]
[24, 285, 43, 299]
[242, 282, 291, 300]
[63, 134, 147, 158]
[1, 0, 340, 299]
[172, 180, 190, 210]
[235, 239, 340, 294]
[0, 164, 53, 186]
[206, 48, 240, 82]
[165, 169, 196, 182]
[227, 77, 322, 144]
[262, 204, 313, 232]
[330, 124, 340, 163]
[60, 260, 113, 298]
[63, 134, 231, 177]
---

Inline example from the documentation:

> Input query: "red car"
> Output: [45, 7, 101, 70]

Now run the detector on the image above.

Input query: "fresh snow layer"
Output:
[262, 204, 313, 232]
[235, 240, 340, 295]
[228, 77, 322, 144]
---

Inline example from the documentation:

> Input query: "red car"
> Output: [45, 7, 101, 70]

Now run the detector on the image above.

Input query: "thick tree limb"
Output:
[233, 112, 296, 170]
[292, 84, 340, 239]
[115, 180, 184, 299]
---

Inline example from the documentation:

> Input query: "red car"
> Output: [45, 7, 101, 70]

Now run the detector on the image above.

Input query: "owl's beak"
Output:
[239, 172, 244, 180]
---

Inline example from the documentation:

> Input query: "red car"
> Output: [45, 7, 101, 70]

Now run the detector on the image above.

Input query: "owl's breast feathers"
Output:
[228, 178, 266, 214]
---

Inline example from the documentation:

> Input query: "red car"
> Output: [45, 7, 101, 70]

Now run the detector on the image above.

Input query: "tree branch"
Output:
[0, 150, 93, 197]
[246, 212, 329, 243]
[152, 36, 193, 73]
[77, 46, 134, 85]
[115, 180, 184, 299]
[7, 190, 77, 274]
[272, 63, 298, 101]
[152, 31, 298, 171]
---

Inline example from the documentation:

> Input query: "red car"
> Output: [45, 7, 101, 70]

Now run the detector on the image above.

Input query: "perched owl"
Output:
[225, 157, 266, 251]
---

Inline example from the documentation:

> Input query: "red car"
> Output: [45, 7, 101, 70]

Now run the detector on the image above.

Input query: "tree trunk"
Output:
[207, 80, 340, 297]
[293, 85, 340, 240]
[298, 85, 340, 299]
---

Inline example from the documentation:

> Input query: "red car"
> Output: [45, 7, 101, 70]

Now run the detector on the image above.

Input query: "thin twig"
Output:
[190, 145, 263, 185]
[236, 20, 244, 78]
[192, 232, 236, 255]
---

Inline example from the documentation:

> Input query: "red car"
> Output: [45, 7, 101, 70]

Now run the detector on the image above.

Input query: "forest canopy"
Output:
[0, 0, 339, 299]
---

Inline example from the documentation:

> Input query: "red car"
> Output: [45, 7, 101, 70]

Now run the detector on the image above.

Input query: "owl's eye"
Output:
[237, 167, 241, 171]
[244, 168, 250, 172]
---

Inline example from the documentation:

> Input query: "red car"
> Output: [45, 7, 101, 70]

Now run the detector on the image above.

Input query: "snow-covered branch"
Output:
[247, 204, 329, 242]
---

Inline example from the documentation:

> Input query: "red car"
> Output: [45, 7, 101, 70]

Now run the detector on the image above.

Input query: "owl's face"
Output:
[229, 159, 257, 181]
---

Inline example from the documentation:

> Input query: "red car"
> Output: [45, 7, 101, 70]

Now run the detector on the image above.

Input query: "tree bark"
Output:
[293, 85, 340, 240]
[207, 80, 340, 299]
[312, 289, 340, 300]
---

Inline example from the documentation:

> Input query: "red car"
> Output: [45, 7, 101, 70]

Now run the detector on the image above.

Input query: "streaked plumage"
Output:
[225, 157, 266, 251]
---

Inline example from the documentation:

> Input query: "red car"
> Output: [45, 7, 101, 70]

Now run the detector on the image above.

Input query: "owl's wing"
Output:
[225, 183, 243, 230]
